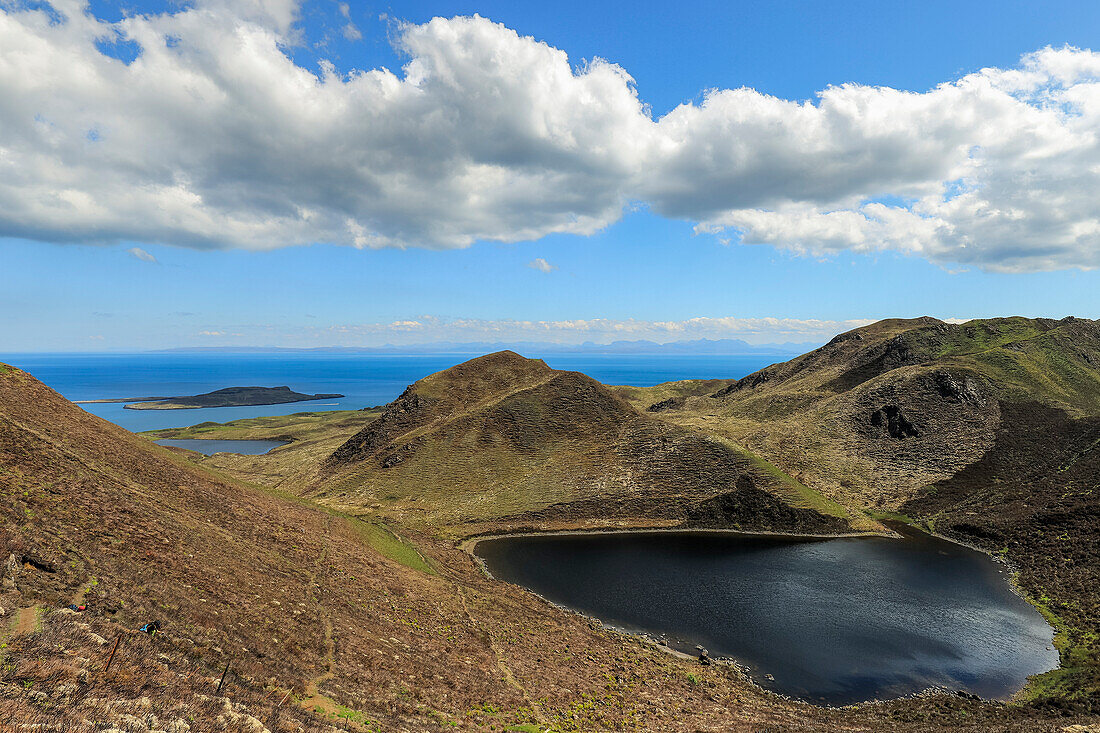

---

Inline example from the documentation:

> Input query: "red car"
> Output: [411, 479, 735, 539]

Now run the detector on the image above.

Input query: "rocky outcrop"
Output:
[933, 371, 984, 403]
[327, 388, 437, 465]
[646, 397, 683, 412]
[870, 405, 921, 439]
[683, 477, 850, 533]
[2, 553, 18, 591]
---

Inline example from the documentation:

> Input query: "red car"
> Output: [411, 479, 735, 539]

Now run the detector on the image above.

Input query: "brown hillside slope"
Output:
[3, 362, 994, 732]
[313, 351, 858, 535]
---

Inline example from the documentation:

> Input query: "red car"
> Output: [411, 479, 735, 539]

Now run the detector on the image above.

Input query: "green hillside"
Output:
[310, 351, 866, 534]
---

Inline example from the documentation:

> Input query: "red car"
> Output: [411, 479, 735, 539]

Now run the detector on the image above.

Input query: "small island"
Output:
[76, 386, 344, 410]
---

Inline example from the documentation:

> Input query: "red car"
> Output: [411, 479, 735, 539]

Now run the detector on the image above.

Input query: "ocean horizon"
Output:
[0, 351, 792, 432]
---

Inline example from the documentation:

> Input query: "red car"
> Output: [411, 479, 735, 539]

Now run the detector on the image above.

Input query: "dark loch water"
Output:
[476, 530, 1059, 705]
[154, 438, 288, 455]
[0, 352, 789, 431]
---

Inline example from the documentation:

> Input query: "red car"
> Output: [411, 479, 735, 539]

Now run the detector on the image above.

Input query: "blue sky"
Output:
[4, 0, 1100, 350]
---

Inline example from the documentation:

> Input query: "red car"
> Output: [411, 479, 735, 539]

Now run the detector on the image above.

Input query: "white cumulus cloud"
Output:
[2, 3, 1100, 271]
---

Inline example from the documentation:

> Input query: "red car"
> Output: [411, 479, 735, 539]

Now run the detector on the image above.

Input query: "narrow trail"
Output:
[299, 514, 341, 719]
[11, 605, 42, 637]
[70, 579, 96, 607]
[454, 583, 536, 711]
[300, 620, 337, 716]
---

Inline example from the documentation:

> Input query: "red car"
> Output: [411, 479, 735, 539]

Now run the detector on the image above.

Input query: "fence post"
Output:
[103, 634, 122, 673]
[215, 661, 230, 695]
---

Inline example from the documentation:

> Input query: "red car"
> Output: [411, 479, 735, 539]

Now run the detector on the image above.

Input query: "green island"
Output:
[77, 385, 345, 410]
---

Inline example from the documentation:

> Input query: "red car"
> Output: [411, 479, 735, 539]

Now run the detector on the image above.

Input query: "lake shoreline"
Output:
[466, 523, 1059, 708]
[458, 524, 898, 554]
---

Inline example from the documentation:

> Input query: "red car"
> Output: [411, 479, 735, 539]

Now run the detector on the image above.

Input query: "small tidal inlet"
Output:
[475, 529, 1059, 705]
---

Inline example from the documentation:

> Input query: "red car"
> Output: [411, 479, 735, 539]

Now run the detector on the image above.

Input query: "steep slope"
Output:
[0, 364, 828, 731]
[313, 351, 859, 534]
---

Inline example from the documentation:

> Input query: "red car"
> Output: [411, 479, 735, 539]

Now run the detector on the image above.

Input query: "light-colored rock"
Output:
[52, 682, 77, 700]
[113, 713, 146, 728]
[2, 554, 18, 591]
[197, 694, 271, 733]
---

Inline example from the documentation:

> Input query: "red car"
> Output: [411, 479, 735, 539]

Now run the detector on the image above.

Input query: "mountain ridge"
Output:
[619, 315, 1100, 709]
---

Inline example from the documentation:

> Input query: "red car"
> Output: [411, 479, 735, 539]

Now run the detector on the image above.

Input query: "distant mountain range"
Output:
[158, 337, 822, 356]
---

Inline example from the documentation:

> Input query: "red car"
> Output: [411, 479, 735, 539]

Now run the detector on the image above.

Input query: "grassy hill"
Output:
[310, 351, 864, 535]
[622, 317, 1100, 508]
[625, 316, 1100, 712]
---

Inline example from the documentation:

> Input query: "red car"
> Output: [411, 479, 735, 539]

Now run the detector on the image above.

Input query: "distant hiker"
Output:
[139, 621, 161, 636]
[67, 604, 86, 612]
